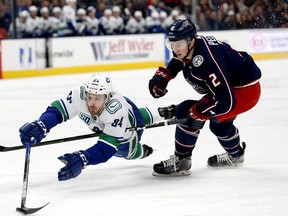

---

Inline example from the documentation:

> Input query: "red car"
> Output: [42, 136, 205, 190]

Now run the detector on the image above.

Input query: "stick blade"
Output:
[16, 202, 49, 215]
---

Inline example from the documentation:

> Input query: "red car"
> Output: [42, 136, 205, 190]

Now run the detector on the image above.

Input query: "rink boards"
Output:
[0, 29, 287, 79]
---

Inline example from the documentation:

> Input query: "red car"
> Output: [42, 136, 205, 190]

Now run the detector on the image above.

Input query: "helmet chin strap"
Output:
[182, 38, 195, 62]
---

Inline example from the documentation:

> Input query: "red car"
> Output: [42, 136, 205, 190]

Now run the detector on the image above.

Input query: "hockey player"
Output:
[19, 74, 165, 181]
[149, 19, 261, 176]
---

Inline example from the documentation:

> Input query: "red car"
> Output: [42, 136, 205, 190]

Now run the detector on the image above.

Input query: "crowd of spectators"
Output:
[0, 0, 287, 39]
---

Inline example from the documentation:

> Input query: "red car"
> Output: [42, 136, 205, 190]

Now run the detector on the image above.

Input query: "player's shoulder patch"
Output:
[192, 55, 204, 67]
[106, 99, 122, 114]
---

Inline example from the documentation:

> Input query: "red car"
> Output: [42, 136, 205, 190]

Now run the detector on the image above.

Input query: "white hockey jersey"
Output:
[50, 86, 154, 157]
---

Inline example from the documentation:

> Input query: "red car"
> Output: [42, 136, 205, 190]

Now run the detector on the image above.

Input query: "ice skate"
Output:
[141, 144, 153, 159]
[153, 155, 191, 176]
[207, 142, 246, 167]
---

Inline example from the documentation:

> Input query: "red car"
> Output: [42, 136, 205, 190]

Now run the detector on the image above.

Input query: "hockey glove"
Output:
[158, 104, 177, 119]
[189, 103, 210, 121]
[19, 120, 48, 146]
[149, 67, 172, 98]
[58, 151, 89, 181]
[184, 103, 207, 129]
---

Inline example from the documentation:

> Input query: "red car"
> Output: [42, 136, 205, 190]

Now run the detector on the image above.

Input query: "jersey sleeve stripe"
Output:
[50, 99, 69, 121]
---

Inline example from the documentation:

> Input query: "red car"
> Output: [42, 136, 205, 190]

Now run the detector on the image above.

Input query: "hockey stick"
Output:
[0, 118, 185, 152]
[16, 144, 49, 214]
[0, 133, 102, 152]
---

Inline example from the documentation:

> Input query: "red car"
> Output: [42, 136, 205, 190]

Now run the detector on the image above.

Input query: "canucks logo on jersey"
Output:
[106, 99, 122, 114]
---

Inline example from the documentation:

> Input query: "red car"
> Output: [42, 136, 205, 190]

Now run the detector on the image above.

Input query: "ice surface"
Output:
[0, 59, 287, 216]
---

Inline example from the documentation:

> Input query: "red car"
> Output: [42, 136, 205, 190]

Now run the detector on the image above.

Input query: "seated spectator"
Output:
[76, 8, 87, 36]
[99, 9, 115, 35]
[59, 0, 77, 37]
[26, 5, 42, 38]
[50, 7, 62, 36]
[146, 10, 163, 33]
[9, 10, 28, 38]
[111, 6, 125, 34]
[163, 9, 179, 28]
[85, 6, 100, 36]
[39, 7, 54, 38]
[159, 11, 168, 31]
[125, 10, 146, 34]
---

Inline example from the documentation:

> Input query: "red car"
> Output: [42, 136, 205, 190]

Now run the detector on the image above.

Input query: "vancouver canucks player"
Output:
[19, 74, 164, 181]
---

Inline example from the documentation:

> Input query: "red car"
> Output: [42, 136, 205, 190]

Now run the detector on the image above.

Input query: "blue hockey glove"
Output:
[58, 151, 90, 181]
[19, 120, 48, 146]
[149, 67, 172, 98]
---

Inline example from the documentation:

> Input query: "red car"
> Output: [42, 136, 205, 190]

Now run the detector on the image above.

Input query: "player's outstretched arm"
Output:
[57, 141, 117, 181]
[19, 107, 63, 146]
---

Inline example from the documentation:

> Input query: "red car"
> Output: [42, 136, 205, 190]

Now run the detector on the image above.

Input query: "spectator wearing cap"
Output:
[39, 7, 54, 38]
[60, 0, 77, 36]
[146, 10, 163, 33]
[99, 9, 115, 35]
[9, 10, 28, 38]
[125, 10, 146, 34]
[50, 7, 62, 36]
[85, 6, 100, 36]
[111, 6, 125, 34]
[26, 5, 42, 38]
[159, 11, 168, 31]
[76, 8, 87, 36]
[221, 9, 237, 30]
[163, 9, 179, 28]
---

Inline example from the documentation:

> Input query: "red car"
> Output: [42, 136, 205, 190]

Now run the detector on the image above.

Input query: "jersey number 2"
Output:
[209, 73, 221, 87]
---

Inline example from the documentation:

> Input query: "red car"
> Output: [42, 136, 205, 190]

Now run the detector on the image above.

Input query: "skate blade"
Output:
[207, 163, 244, 169]
[152, 170, 191, 177]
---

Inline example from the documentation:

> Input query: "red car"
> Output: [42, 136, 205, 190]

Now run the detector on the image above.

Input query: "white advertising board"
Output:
[200, 30, 249, 51]
[248, 29, 288, 53]
[1, 39, 46, 70]
[49, 34, 165, 67]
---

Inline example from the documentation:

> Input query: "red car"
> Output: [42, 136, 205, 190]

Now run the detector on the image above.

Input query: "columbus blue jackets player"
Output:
[149, 19, 261, 176]
[19, 74, 165, 181]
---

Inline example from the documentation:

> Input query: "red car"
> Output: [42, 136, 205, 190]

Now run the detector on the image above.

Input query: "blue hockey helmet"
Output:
[167, 19, 197, 42]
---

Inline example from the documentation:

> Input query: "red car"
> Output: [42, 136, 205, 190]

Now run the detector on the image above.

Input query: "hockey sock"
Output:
[175, 124, 199, 158]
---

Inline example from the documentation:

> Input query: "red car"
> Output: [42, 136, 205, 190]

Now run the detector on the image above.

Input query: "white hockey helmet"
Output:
[85, 74, 113, 95]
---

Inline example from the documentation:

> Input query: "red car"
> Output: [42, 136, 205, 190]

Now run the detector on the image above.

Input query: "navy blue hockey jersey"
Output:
[171, 35, 261, 118]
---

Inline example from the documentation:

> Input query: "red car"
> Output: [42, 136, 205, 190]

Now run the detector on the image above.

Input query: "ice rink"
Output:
[0, 59, 287, 216]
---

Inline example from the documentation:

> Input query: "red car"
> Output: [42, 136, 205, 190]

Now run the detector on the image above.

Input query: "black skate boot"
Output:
[207, 142, 246, 167]
[141, 144, 153, 159]
[153, 155, 191, 176]
[158, 105, 176, 120]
